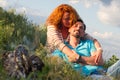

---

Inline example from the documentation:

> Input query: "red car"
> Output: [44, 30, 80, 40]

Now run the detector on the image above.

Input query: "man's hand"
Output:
[95, 50, 104, 65]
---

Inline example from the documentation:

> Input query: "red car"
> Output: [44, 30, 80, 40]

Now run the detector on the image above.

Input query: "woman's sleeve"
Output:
[84, 33, 95, 41]
[47, 25, 66, 51]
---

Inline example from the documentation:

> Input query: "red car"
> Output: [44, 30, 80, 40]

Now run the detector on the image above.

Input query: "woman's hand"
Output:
[68, 50, 79, 62]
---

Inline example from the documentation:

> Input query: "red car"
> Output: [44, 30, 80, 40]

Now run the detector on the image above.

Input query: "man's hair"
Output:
[77, 19, 86, 31]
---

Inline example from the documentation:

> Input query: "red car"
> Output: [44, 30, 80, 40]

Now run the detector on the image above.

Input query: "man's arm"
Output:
[77, 52, 104, 66]
[93, 39, 103, 64]
[84, 33, 103, 64]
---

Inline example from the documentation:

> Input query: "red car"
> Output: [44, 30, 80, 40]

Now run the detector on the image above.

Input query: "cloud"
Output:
[100, 0, 112, 6]
[98, 0, 120, 26]
[15, 7, 45, 24]
[0, 0, 43, 17]
[69, 0, 100, 8]
[15, 7, 27, 14]
[15, 7, 42, 16]
[92, 31, 112, 39]
[0, 0, 45, 24]
[83, 0, 100, 8]
[0, 0, 8, 8]
[69, 0, 120, 26]
[69, 0, 79, 4]
[28, 10, 42, 16]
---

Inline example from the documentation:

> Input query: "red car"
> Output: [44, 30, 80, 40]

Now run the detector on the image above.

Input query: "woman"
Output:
[46, 4, 102, 64]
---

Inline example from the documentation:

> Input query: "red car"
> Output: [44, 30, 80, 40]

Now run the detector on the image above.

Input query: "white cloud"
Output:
[0, 0, 8, 8]
[10, 6, 43, 17]
[69, 0, 100, 8]
[0, 0, 42, 17]
[82, 0, 92, 8]
[15, 7, 45, 24]
[69, 0, 120, 26]
[83, 0, 99, 8]
[28, 10, 42, 16]
[98, 0, 120, 26]
[16, 7, 27, 14]
[92, 31, 112, 39]
[69, 0, 79, 4]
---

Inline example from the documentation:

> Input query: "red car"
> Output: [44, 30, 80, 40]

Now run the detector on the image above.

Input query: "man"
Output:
[52, 20, 104, 76]
[52, 20, 120, 79]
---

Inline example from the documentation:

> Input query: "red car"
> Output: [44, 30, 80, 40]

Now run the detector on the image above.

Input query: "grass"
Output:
[0, 44, 120, 80]
[0, 44, 92, 80]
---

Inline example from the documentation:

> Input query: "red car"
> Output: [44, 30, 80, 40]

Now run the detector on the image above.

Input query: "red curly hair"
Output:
[46, 4, 82, 30]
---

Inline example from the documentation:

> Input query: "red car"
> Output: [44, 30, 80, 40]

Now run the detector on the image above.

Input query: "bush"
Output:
[103, 55, 119, 69]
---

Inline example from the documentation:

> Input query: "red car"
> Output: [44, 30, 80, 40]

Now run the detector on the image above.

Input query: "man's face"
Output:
[69, 21, 85, 38]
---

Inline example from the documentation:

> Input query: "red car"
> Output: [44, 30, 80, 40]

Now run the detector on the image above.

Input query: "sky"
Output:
[0, 0, 120, 60]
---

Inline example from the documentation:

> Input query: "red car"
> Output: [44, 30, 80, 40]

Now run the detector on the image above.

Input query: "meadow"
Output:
[0, 7, 119, 80]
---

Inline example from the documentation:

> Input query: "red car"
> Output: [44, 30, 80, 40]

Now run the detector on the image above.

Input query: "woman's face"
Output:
[62, 12, 71, 28]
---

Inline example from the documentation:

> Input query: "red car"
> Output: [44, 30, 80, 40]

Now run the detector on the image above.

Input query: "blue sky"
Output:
[0, 0, 120, 59]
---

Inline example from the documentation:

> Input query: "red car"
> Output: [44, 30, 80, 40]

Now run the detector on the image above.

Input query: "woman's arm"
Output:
[47, 25, 79, 61]
[62, 46, 79, 61]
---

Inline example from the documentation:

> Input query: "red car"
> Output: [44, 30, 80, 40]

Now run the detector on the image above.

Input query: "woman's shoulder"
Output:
[47, 25, 55, 28]
[47, 25, 57, 31]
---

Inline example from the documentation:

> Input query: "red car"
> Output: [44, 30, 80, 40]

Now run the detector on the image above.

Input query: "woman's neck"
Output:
[61, 26, 69, 39]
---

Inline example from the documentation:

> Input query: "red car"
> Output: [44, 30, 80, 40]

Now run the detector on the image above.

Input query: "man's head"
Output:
[68, 20, 85, 38]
